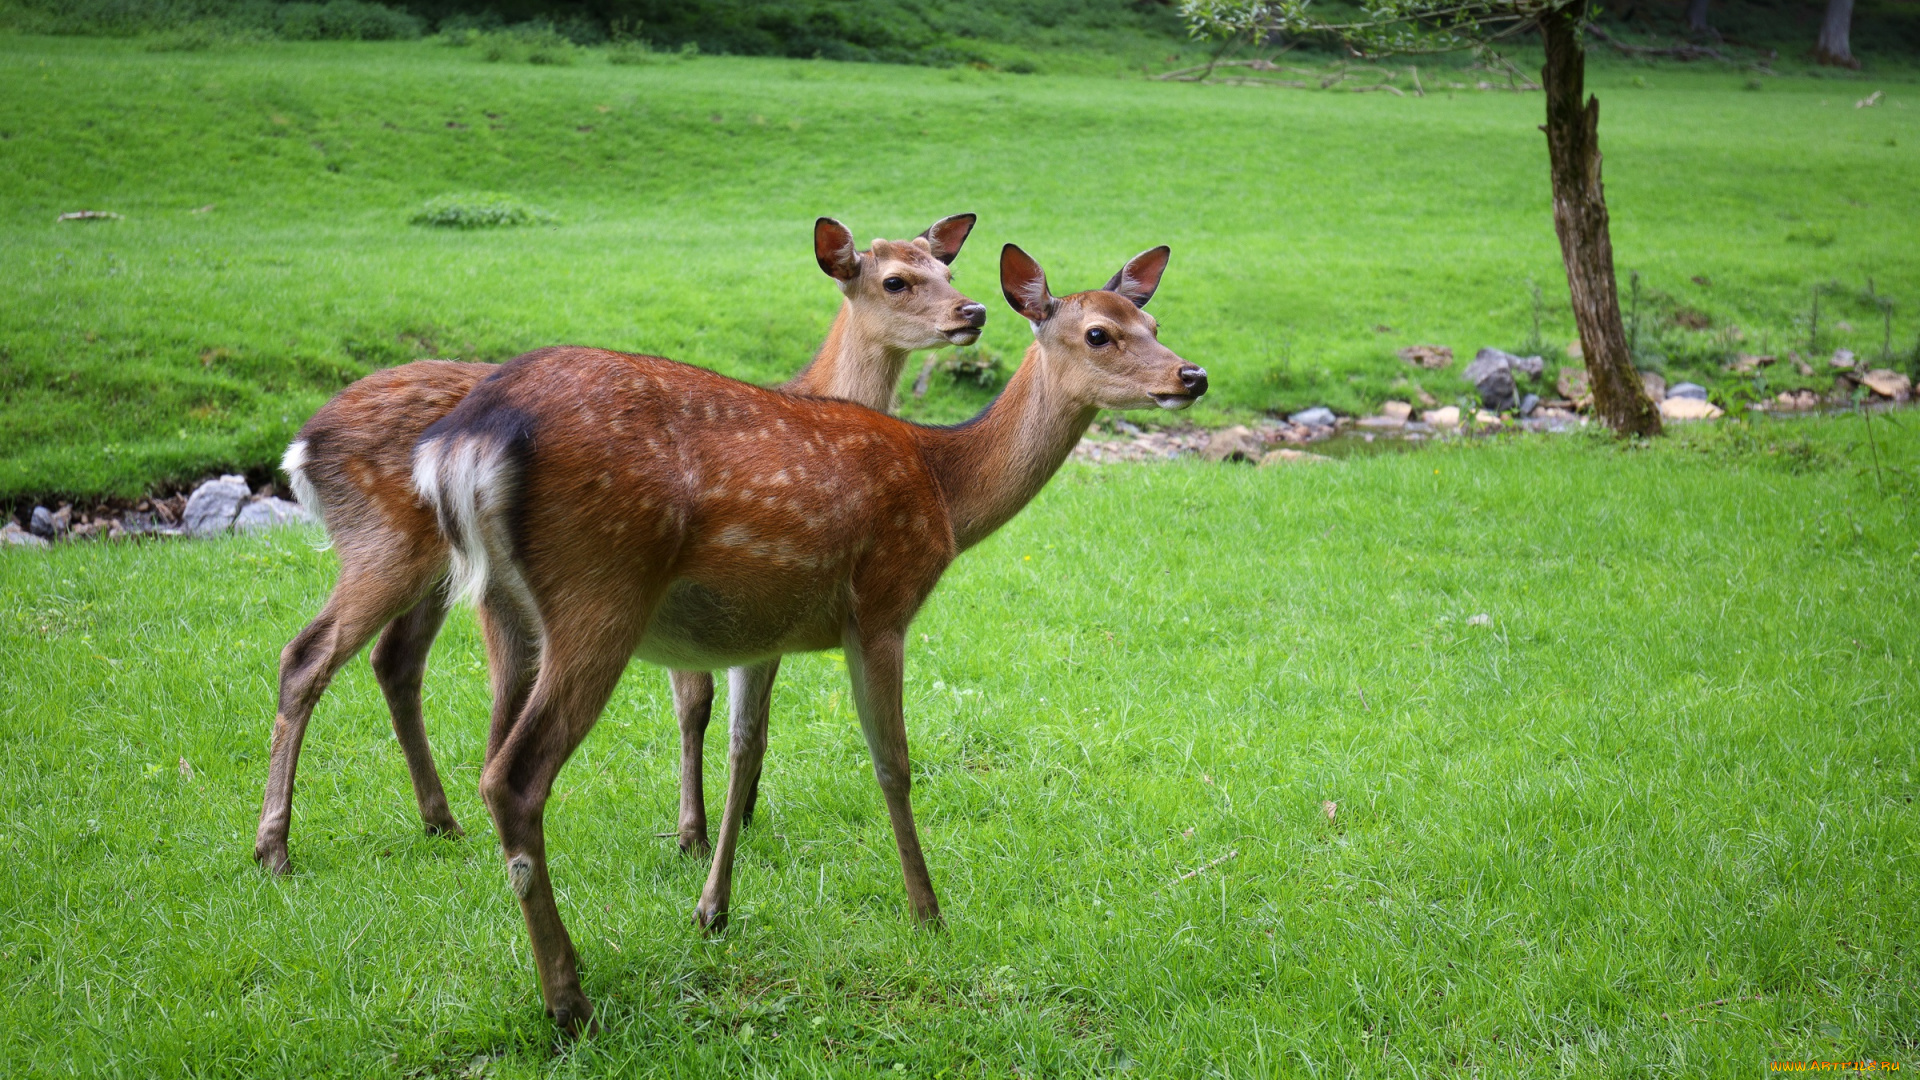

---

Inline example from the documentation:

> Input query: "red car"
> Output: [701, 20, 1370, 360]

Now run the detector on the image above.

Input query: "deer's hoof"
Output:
[422, 813, 465, 839]
[693, 902, 728, 935]
[548, 996, 597, 1038]
[254, 841, 291, 876]
[677, 832, 711, 858]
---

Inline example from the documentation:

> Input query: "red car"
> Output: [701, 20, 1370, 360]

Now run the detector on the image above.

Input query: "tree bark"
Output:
[1814, 0, 1857, 68]
[1540, 6, 1661, 437]
[1685, 0, 1715, 37]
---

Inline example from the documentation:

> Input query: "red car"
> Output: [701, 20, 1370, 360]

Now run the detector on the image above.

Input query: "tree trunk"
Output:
[1540, 7, 1661, 437]
[1685, 0, 1715, 37]
[1814, 0, 1857, 68]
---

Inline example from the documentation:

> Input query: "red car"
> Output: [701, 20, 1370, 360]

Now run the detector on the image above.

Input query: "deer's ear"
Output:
[1103, 245, 1170, 309]
[814, 217, 860, 281]
[1000, 244, 1054, 323]
[920, 213, 976, 265]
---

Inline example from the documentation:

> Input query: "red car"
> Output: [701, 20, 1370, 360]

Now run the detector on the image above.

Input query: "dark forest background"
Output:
[3, 0, 1916, 66]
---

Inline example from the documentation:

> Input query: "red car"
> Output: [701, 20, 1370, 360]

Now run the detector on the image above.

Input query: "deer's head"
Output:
[816, 215, 987, 350]
[1000, 244, 1207, 411]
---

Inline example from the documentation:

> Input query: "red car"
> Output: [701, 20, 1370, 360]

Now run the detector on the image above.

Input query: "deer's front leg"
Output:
[843, 629, 940, 926]
[693, 659, 778, 933]
[669, 670, 716, 855]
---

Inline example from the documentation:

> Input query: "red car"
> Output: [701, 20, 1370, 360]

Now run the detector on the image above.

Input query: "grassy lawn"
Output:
[2, 35, 1917, 500]
[2, 417, 1915, 1075]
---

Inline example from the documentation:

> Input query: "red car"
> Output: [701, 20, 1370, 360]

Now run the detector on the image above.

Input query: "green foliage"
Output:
[939, 346, 1005, 390]
[3, 426, 1917, 1073]
[0, 0, 1188, 67]
[275, 0, 422, 40]
[408, 192, 557, 229]
[511, 0, 1187, 66]
[1179, 0, 1553, 59]
[475, 22, 578, 63]
[0, 0, 423, 39]
[140, 19, 275, 49]
[605, 36, 659, 64]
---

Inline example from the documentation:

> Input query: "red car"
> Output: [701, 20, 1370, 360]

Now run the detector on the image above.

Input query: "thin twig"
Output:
[1862, 401, 1884, 495]
[1659, 994, 1765, 1019]
[1585, 23, 1760, 67]
[1158, 849, 1240, 894]
[1209, 77, 1312, 88]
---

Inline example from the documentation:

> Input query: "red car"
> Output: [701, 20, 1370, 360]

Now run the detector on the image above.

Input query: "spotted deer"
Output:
[256, 215, 984, 875]
[414, 242, 1205, 1032]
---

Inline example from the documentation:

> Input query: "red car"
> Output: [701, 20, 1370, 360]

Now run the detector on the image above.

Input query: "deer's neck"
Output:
[915, 344, 1096, 553]
[781, 302, 912, 412]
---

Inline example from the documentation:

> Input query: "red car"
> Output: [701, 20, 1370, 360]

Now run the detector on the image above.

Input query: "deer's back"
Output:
[435, 348, 959, 657]
[295, 359, 496, 546]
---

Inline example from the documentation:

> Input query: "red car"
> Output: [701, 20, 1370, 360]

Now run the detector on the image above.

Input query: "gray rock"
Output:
[184, 475, 251, 537]
[1468, 347, 1544, 380]
[1472, 366, 1516, 411]
[5, 522, 49, 548]
[1464, 348, 1543, 412]
[234, 497, 316, 532]
[1356, 414, 1406, 430]
[29, 505, 55, 538]
[1288, 406, 1336, 428]
[1462, 349, 1508, 386]
[1519, 393, 1540, 417]
[1667, 382, 1709, 401]
[1641, 372, 1667, 401]
[1490, 349, 1545, 377]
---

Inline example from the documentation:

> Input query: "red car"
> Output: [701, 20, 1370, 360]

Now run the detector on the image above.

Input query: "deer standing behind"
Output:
[256, 215, 984, 875]
[415, 242, 1206, 1032]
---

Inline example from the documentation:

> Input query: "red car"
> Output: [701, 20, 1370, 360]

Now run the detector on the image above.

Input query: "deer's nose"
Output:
[1179, 365, 1209, 396]
[959, 302, 987, 329]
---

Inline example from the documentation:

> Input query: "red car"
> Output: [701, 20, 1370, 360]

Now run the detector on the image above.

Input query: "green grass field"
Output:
[2, 417, 1916, 1075]
[2, 34, 1917, 501]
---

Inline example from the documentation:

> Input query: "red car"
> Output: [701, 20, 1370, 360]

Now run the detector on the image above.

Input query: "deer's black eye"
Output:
[884, 276, 908, 293]
[1085, 327, 1111, 347]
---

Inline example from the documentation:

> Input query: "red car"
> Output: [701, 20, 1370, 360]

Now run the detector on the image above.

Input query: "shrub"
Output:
[276, 0, 421, 41]
[606, 38, 658, 64]
[143, 21, 274, 50]
[409, 193, 556, 230]
[473, 23, 578, 64]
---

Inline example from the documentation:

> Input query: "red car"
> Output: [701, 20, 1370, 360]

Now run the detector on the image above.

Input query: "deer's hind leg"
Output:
[369, 582, 461, 838]
[256, 547, 441, 874]
[669, 669, 716, 855]
[479, 592, 642, 1036]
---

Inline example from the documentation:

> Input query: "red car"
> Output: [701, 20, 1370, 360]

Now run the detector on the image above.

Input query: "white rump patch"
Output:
[282, 440, 322, 523]
[281, 440, 331, 549]
[413, 435, 526, 612]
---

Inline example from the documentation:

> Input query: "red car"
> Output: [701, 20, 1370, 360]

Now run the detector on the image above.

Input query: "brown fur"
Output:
[253, 217, 983, 874]
[424, 244, 1203, 1032]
